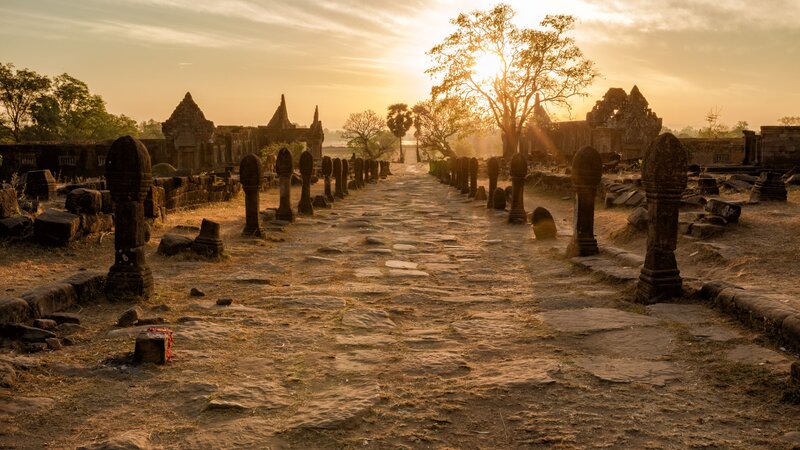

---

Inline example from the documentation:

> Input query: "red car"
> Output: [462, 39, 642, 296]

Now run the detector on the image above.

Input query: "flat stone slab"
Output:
[689, 324, 742, 342]
[341, 308, 396, 330]
[401, 351, 469, 376]
[260, 296, 346, 310]
[646, 303, 715, 325]
[576, 356, 681, 386]
[724, 344, 792, 372]
[392, 244, 417, 251]
[306, 255, 336, 263]
[366, 248, 393, 254]
[282, 382, 380, 430]
[354, 268, 383, 278]
[578, 328, 676, 360]
[537, 308, 659, 333]
[205, 381, 292, 413]
[335, 349, 393, 373]
[388, 269, 429, 278]
[385, 260, 418, 270]
[468, 358, 559, 388]
[335, 334, 397, 347]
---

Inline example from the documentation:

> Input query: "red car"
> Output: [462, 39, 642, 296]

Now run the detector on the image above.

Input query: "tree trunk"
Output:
[398, 138, 404, 163]
[502, 129, 519, 160]
[415, 140, 421, 162]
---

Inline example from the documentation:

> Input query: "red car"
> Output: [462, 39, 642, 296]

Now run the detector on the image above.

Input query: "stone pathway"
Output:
[1, 163, 799, 449]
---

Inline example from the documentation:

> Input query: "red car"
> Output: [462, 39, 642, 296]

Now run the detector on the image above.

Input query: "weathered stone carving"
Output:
[449, 157, 457, 188]
[508, 152, 527, 224]
[469, 157, 478, 198]
[275, 148, 295, 222]
[239, 154, 264, 236]
[749, 172, 787, 202]
[566, 146, 602, 257]
[492, 188, 507, 210]
[192, 218, 224, 257]
[636, 134, 688, 303]
[298, 150, 314, 216]
[322, 156, 334, 203]
[487, 157, 499, 209]
[532, 207, 557, 240]
[104, 136, 154, 300]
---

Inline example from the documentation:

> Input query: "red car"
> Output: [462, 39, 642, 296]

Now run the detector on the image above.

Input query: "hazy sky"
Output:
[1, 0, 799, 130]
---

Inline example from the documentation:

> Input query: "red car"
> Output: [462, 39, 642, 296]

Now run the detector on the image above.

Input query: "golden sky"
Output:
[1, 0, 799, 130]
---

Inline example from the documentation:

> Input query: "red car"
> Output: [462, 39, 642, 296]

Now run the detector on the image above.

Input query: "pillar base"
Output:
[276, 208, 295, 223]
[566, 238, 599, 257]
[106, 266, 154, 301]
[636, 269, 682, 304]
[242, 225, 265, 237]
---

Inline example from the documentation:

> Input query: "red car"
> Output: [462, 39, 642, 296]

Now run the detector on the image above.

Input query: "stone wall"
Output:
[679, 138, 745, 166]
[149, 174, 241, 215]
[0, 142, 110, 180]
[759, 126, 800, 169]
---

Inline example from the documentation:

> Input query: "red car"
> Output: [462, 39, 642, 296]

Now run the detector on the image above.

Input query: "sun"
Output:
[472, 51, 504, 81]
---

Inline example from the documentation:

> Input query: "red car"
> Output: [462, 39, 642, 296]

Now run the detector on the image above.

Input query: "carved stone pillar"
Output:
[297, 150, 314, 216]
[507, 152, 527, 224]
[322, 156, 334, 203]
[239, 153, 264, 236]
[636, 134, 688, 303]
[275, 148, 294, 222]
[459, 157, 470, 194]
[341, 159, 350, 196]
[104, 136, 154, 300]
[566, 146, 602, 257]
[487, 157, 499, 209]
[449, 157, 457, 188]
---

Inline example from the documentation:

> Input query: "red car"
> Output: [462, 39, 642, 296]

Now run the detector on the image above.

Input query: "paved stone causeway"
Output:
[2, 164, 799, 449]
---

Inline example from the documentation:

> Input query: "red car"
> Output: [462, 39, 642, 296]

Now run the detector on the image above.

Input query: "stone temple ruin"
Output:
[0, 93, 324, 178]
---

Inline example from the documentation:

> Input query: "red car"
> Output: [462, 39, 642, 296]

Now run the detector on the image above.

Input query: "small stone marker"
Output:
[508, 152, 527, 224]
[322, 156, 335, 203]
[474, 186, 487, 201]
[697, 176, 719, 195]
[637, 134, 688, 304]
[297, 150, 314, 216]
[354, 157, 364, 189]
[312, 195, 331, 208]
[341, 159, 350, 196]
[275, 148, 295, 222]
[486, 157, 499, 209]
[117, 306, 142, 327]
[216, 298, 233, 306]
[492, 187, 507, 210]
[104, 136, 154, 301]
[531, 207, 557, 240]
[239, 153, 264, 237]
[192, 219, 224, 258]
[468, 157, 478, 198]
[566, 146, 602, 257]
[134, 329, 172, 365]
[749, 171, 787, 202]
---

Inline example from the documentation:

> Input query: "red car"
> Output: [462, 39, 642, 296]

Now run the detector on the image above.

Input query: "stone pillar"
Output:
[750, 172, 787, 202]
[239, 153, 264, 237]
[355, 158, 364, 189]
[104, 136, 154, 300]
[449, 157, 457, 188]
[508, 152, 527, 224]
[333, 158, 344, 199]
[492, 188, 506, 210]
[469, 157, 478, 198]
[487, 157, 499, 209]
[636, 134, 688, 304]
[566, 146, 602, 257]
[459, 157, 470, 194]
[297, 150, 314, 216]
[341, 159, 350, 196]
[275, 148, 295, 222]
[322, 156, 334, 203]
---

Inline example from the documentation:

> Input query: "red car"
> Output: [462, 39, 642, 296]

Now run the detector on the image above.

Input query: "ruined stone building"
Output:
[0, 93, 323, 179]
[521, 86, 662, 162]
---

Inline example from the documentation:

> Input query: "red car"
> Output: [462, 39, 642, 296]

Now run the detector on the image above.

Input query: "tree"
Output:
[427, 5, 596, 159]
[779, 116, 800, 126]
[342, 110, 390, 159]
[0, 63, 51, 142]
[386, 104, 413, 163]
[411, 104, 425, 162]
[138, 119, 164, 139]
[368, 131, 399, 160]
[699, 107, 727, 138]
[413, 96, 481, 160]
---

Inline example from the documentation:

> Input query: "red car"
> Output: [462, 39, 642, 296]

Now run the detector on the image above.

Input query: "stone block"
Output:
[46, 312, 81, 324]
[157, 234, 193, 256]
[80, 213, 115, 235]
[0, 297, 31, 325]
[65, 188, 103, 214]
[688, 223, 725, 239]
[145, 186, 165, 218]
[0, 324, 57, 342]
[705, 199, 741, 223]
[0, 215, 33, 241]
[99, 190, 114, 214]
[64, 271, 106, 304]
[627, 206, 648, 231]
[20, 283, 77, 319]
[134, 329, 171, 364]
[23, 170, 57, 200]
[0, 186, 19, 219]
[34, 209, 81, 246]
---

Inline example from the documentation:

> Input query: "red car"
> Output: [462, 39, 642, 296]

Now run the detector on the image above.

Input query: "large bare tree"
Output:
[342, 110, 391, 159]
[427, 4, 597, 159]
[413, 96, 481, 160]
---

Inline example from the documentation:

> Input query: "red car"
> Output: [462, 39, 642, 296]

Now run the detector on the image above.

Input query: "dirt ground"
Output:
[1, 164, 800, 449]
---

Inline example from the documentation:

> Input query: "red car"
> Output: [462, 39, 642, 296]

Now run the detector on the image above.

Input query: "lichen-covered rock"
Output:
[0, 297, 31, 325]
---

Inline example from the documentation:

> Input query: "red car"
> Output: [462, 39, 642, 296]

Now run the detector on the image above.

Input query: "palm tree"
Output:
[386, 103, 413, 163]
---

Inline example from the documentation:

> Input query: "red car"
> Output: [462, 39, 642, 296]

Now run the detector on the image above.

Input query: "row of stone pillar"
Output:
[429, 133, 688, 305]
[103, 135, 391, 301]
